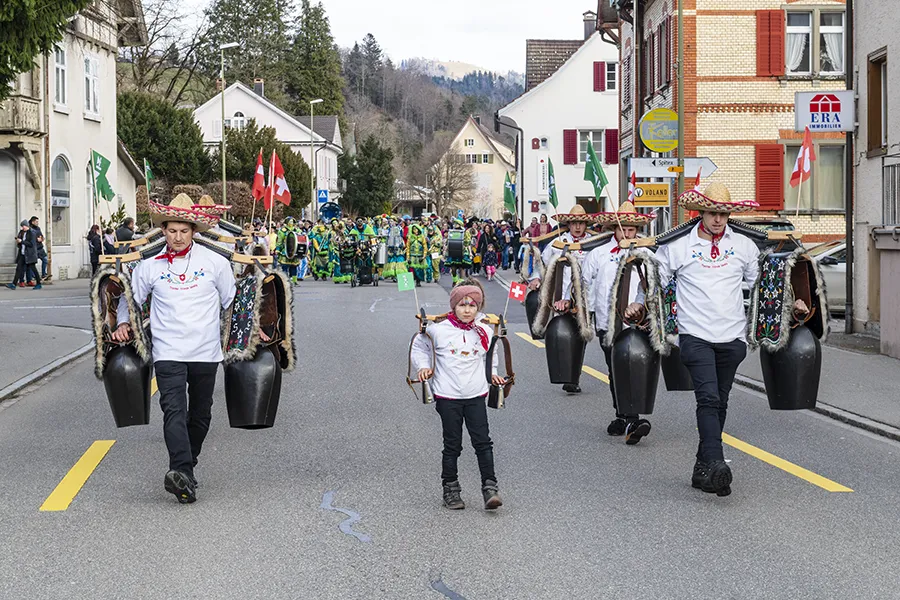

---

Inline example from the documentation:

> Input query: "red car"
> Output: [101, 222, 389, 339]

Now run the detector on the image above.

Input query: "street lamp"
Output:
[219, 42, 240, 207]
[309, 98, 324, 219]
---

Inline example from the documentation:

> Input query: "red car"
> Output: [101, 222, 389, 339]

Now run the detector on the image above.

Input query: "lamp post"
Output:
[309, 98, 324, 219]
[219, 42, 239, 207]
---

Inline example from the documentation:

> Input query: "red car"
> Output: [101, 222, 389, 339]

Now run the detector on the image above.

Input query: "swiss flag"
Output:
[693, 166, 703, 192]
[251, 150, 266, 201]
[790, 126, 817, 188]
[626, 171, 637, 203]
[508, 281, 527, 302]
[264, 151, 291, 209]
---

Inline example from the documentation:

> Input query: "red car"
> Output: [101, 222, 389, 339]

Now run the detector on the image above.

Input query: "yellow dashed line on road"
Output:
[40, 440, 116, 511]
[151, 377, 158, 396]
[514, 330, 853, 492]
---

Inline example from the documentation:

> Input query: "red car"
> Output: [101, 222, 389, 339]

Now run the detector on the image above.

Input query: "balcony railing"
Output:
[0, 95, 44, 135]
[883, 163, 900, 226]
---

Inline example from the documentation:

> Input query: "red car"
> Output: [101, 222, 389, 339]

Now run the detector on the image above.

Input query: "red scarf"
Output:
[698, 223, 724, 259]
[447, 313, 490, 351]
[155, 243, 192, 264]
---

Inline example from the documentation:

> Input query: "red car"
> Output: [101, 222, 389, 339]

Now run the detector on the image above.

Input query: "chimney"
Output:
[474, 115, 481, 125]
[253, 78, 265, 97]
[583, 10, 597, 40]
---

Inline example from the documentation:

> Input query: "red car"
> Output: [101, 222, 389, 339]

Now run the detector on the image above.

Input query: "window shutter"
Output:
[755, 144, 785, 210]
[605, 130, 619, 164]
[593, 61, 606, 92]
[213, 119, 222, 139]
[657, 26, 663, 88]
[563, 130, 578, 165]
[757, 11, 785, 76]
[665, 17, 672, 84]
[649, 33, 656, 93]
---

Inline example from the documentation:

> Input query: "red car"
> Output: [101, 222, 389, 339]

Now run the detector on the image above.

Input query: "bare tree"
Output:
[469, 188, 494, 219]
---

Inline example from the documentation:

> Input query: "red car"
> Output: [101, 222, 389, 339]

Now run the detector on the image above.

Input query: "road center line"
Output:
[514, 331, 851, 492]
[151, 377, 158, 396]
[40, 440, 115, 511]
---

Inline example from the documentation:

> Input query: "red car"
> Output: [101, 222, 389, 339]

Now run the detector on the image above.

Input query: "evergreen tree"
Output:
[117, 91, 212, 185]
[287, 0, 344, 117]
[0, 0, 90, 100]
[341, 136, 394, 217]
[360, 33, 384, 105]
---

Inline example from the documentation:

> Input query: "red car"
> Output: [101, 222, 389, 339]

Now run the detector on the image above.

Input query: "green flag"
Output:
[90, 150, 115, 204]
[503, 172, 516, 215]
[583, 142, 609, 201]
[397, 271, 415, 292]
[548, 158, 559, 209]
[144, 158, 154, 195]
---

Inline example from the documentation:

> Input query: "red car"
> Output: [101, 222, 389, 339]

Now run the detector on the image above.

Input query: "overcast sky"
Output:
[318, 0, 598, 73]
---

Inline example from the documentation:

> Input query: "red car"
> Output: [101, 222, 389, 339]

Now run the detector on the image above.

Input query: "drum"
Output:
[296, 235, 308, 258]
[102, 344, 152, 427]
[375, 242, 388, 265]
[544, 313, 585, 385]
[447, 230, 464, 260]
[610, 327, 660, 415]
[223, 346, 283, 429]
[285, 232, 297, 259]
[760, 324, 822, 410]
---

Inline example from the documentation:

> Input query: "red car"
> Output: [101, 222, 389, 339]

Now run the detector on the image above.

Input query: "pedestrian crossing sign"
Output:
[397, 271, 415, 291]
[318, 189, 328, 203]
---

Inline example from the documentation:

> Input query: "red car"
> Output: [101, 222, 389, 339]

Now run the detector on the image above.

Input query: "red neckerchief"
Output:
[155, 243, 192, 264]
[447, 313, 490, 351]
[610, 236, 621, 254]
[698, 223, 724, 259]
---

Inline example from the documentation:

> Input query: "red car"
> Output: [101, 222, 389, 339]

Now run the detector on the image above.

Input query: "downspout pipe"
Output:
[845, 0, 854, 333]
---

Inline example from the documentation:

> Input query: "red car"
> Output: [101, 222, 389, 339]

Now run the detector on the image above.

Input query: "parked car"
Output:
[807, 240, 846, 314]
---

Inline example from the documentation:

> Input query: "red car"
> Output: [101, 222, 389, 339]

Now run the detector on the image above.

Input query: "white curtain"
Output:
[823, 33, 844, 72]
[786, 34, 807, 72]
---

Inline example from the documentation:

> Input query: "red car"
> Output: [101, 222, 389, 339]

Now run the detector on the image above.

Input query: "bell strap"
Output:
[485, 334, 516, 398]
[406, 330, 436, 400]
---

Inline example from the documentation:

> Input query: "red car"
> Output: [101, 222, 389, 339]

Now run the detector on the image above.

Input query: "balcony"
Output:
[0, 95, 44, 136]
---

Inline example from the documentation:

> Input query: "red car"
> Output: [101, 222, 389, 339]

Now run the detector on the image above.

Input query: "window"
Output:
[465, 154, 477, 164]
[819, 13, 844, 74]
[579, 131, 604, 163]
[606, 62, 617, 91]
[482, 152, 493, 164]
[213, 119, 222, 139]
[783, 143, 845, 211]
[786, 13, 812, 75]
[867, 49, 888, 153]
[51, 157, 71, 246]
[54, 46, 67, 107]
[786, 10, 845, 76]
[232, 111, 245, 131]
[465, 139, 475, 147]
[83, 55, 100, 115]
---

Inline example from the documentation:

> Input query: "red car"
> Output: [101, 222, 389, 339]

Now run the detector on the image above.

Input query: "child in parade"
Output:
[482, 243, 498, 281]
[411, 279, 505, 511]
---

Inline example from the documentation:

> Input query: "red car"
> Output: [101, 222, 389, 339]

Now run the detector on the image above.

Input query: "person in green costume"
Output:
[275, 216, 303, 284]
[406, 222, 429, 287]
[426, 222, 444, 283]
[310, 223, 331, 281]
[329, 219, 352, 283]
[382, 216, 407, 281]
[445, 219, 473, 284]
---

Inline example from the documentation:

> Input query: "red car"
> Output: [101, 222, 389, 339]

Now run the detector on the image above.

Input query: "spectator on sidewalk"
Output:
[510, 218, 523, 272]
[6, 220, 41, 290]
[103, 228, 117, 255]
[116, 217, 135, 252]
[87, 225, 102, 275]
[29, 216, 48, 282]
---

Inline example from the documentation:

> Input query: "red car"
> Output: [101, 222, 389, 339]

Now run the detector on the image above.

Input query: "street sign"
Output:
[629, 157, 717, 179]
[632, 182, 671, 208]
[639, 108, 679, 153]
[457, 209, 464, 219]
[795, 90, 855, 132]
[317, 189, 329, 203]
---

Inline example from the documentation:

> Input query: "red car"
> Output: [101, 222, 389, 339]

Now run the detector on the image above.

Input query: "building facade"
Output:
[499, 18, 621, 219]
[617, 0, 847, 238]
[0, 0, 147, 280]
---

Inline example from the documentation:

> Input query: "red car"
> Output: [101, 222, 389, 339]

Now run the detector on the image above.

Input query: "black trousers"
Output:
[679, 335, 747, 462]
[12, 256, 39, 285]
[597, 329, 638, 420]
[154, 360, 219, 477]
[435, 395, 496, 485]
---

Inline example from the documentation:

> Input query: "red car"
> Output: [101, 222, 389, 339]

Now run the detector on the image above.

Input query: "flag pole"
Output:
[267, 149, 275, 234]
[90, 149, 107, 255]
[794, 158, 806, 219]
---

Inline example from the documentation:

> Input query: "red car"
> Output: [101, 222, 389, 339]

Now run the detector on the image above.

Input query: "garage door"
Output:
[0, 153, 17, 262]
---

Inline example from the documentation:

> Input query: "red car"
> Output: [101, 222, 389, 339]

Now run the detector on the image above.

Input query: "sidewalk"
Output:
[0, 323, 93, 400]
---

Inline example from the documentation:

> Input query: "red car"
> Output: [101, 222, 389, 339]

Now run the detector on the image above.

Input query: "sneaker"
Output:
[625, 419, 651, 446]
[164, 470, 197, 504]
[32, 284, 42, 290]
[699, 460, 733, 497]
[25, 281, 35, 287]
[442, 480, 465, 510]
[607, 418, 627, 436]
[481, 479, 503, 510]
[562, 384, 582, 394]
[4, 283, 14, 290]
[17, 282, 24, 288]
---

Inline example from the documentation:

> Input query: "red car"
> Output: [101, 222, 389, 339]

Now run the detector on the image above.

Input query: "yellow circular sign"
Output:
[639, 108, 679, 153]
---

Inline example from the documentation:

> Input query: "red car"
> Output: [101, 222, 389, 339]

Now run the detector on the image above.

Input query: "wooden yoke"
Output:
[520, 227, 602, 245]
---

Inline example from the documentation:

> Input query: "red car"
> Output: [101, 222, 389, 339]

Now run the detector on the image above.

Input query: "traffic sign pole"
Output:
[677, 0, 685, 225]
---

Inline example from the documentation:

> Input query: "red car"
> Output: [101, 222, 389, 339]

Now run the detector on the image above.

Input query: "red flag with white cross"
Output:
[508, 281, 527, 302]
[271, 152, 291, 206]
[251, 149, 266, 201]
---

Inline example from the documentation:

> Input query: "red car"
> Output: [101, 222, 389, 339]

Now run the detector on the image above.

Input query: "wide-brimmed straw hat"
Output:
[553, 204, 595, 224]
[679, 183, 759, 213]
[151, 193, 219, 232]
[594, 201, 653, 226]
[193, 194, 231, 215]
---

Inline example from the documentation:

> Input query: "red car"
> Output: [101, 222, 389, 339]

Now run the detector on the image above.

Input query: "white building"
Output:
[193, 82, 343, 205]
[0, 0, 148, 280]
[498, 13, 620, 218]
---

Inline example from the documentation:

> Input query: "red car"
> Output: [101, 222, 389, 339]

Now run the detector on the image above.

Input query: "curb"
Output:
[0, 342, 93, 402]
[734, 374, 900, 443]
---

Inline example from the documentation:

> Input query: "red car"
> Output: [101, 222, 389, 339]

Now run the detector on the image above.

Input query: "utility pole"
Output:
[676, 0, 685, 225]
[219, 42, 239, 207]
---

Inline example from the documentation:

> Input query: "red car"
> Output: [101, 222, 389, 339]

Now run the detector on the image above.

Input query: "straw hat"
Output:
[194, 194, 231, 215]
[679, 183, 759, 213]
[150, 193, 219, 232]
[553, 204, 595, 224]
[594, 201, 653, 226]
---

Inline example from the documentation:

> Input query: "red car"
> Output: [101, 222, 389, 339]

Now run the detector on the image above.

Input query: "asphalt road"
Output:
[1, 276, 899, 598]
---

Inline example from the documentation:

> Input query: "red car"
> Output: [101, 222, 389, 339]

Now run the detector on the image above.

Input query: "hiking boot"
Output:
[482, 479, 503, 510]
[164, 470, 197, 504]
[625, 419, 651, 446]
[700, 460, 733, 497]
[442, 480, 465, 510]
[691, 460, 708, 489]
[607, 418, 627, 436]
[562, 384, 581, 394]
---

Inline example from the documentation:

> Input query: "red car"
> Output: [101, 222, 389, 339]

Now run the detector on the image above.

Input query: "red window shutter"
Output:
[563, 130, 578, 165]
[769, 11, 786, 76]
[657, 26, 663, 88]
[755, 144, 785, 210]
[756, 11, 772, 76]
[605, 129, 619, 164]
[593, 61, 606, 92]
[649, 34, 655, 93]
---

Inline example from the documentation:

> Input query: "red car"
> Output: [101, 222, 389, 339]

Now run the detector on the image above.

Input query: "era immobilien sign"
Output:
[795, 91, 855, 132]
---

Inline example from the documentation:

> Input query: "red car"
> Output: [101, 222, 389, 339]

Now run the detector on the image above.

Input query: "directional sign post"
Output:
[629, 157, 717, 179]
[632, 182, 672, 208]
[317, 189, 329, 203]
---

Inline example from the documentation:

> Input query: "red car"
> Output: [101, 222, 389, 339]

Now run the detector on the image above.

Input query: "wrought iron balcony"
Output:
[0, 95, 44, 136]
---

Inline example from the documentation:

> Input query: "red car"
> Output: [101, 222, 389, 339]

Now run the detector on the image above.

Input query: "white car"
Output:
[808, 240, 846, 314]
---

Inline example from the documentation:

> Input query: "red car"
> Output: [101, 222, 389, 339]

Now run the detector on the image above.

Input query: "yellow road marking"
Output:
[151, 377, 157, 396]
[514, 330, 852, 492]
[40, 440, 116, 511]
[722, 433, 853, 492]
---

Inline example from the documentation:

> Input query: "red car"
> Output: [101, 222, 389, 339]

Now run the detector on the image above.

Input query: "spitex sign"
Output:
[795, 90, 854, 132]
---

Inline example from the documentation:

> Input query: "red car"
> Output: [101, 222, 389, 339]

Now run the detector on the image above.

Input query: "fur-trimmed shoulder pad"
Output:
[532, 252, 594, 342]
[603, 248, 668, 355]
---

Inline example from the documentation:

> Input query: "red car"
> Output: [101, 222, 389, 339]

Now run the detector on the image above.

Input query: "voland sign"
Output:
[795, 91, 855, 132]
[632, 182, 671, 208]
